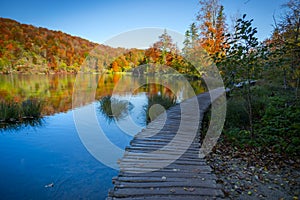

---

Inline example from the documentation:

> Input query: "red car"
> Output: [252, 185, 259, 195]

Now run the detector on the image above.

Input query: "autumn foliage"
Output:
[0, 17, 128, 74]
[197, 0, 227, 58]
[0, 18, 190, 74]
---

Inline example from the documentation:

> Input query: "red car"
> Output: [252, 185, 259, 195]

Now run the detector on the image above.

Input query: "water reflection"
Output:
[0, 118, 44, 131]
[0, 73, 206, 129]
[98, 88, 177, 123]
[0, 74, 206, 116]
[99, 95, 130, 122]
[146, 92, 176, 122]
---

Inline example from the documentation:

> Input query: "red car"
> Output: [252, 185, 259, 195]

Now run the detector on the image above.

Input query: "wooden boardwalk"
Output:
[107, 89, 225, 200]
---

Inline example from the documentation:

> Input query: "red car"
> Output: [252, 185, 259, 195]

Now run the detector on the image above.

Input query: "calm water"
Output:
[0, 74, 205, 199]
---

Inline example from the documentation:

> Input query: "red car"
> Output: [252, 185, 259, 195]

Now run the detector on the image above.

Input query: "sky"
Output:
[0, 0, 288, 48]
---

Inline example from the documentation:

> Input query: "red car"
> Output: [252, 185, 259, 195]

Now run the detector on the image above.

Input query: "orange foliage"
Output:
[197, 1, 227, 58]
[111, 61, 120, 72]
[0, 17, 119, 73]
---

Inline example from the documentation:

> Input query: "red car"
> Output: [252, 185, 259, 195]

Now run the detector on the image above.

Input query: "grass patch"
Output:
[0, 99, 43, 128]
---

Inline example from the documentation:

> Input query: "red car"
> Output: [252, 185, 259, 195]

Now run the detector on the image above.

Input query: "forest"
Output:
[0, 17, 190, 74]
[0, 17, 129, 73]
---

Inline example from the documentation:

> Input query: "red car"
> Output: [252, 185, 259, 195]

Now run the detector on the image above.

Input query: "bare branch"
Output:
[272, 12, 278, 29]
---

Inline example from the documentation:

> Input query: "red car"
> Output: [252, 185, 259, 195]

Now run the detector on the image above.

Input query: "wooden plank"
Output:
[123, 152, 202, 159]
[119, 164, 212, 172]
[118, 172, 217, 179]
[119, 158, 207, 165]
[110, 187, 224, 197]
[114, 176, 215, 183]
[124, 148, 201, 155]
[130, 138, 200, 143]
[120, 157, 204, 165]
[127, 144, 200, 150]
[107, 196, 224, 200]
[113, 179, 217, 188]
[119, 167, 212, 174]
[132, 135, 198, 141]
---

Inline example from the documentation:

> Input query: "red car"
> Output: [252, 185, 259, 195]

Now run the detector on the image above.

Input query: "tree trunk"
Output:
[247, 85, 254, 138]
[283, 69, 287, 90]
[296, 77, 299, 100]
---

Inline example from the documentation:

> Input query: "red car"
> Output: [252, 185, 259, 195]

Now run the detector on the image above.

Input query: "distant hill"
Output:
[0, 17, 189, 75]
[0, 17, 127, 74]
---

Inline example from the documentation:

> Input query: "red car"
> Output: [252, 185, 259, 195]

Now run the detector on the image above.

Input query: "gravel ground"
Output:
[206, 141, 300, 200]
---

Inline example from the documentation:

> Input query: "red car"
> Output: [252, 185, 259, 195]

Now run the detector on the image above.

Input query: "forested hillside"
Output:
[0, 18, 188, 74]
[0, 17, 128, 73]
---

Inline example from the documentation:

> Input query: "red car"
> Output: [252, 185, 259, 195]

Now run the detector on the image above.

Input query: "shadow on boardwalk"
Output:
[108, 88, 226, 200]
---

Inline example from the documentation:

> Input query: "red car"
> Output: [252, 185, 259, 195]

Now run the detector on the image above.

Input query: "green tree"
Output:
[278, 0, 300, 95]
[221, 14, 265, 137]
[183, 23, 199, 56]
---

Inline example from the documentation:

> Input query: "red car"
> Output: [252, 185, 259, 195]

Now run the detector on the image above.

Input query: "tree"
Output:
[183, 23, 199, 56]
[264, 0, 300, 98]
[221, 14, 265, 138]
[278, 0, 300, 95]
[152, 29, 176, 65]
[197, 0, 227, 57]
[111, 61, 120, 72]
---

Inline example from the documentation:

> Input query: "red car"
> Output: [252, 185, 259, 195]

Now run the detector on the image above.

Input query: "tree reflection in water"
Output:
[0, 117, 44, 131]
[99, 95, 129, 122]
[146, 93, 176, 123]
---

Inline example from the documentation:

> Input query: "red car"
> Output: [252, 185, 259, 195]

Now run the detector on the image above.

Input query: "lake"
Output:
[0, 74, 205, 199]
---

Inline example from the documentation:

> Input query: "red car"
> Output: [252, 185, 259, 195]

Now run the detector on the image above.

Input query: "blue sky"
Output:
[0, 0, 287, 46]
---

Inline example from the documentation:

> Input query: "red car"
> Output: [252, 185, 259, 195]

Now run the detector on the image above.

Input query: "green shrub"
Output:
[257, 96, 300, 154]
[215, 85, 300, 155]
[225, 97, 249, 129]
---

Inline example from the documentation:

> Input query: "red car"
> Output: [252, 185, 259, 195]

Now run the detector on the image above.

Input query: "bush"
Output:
[225, 97, 249, 129]
[257, 96, 300, 154]
[216, 85, 300, 155]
